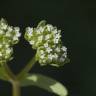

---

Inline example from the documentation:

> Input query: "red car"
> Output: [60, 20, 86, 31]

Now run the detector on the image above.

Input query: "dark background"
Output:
[0, 0, 96, 96]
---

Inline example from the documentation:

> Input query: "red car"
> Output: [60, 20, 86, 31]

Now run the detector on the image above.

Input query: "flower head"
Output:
[25, 20, 69, 67]
[0, 18, 21, 65]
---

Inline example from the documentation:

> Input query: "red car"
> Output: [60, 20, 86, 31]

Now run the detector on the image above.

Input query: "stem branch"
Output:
[2, 55, 37, 96]
[17, 55, 37, 80]
[4, 63, 16, 81]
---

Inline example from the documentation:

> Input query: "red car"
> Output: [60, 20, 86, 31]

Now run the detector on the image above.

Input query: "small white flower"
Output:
[40, 50, 44, 54]
[0, 44, 2, 48]
[55, 33, 61, 39]
[14, 27, 20, 32]
[36, 27, 44, 34]
[7, 26, 13, 32]
[52, 29, 57, 34]
[54, 38, 59, 44]
[15, 32, 21, 37]
[55, 47, 60, 52]
[27, 27, 33, 33]
[5, 44, 9, 48]
[60, 57, 65, 62]
[48, 54, 53, 60]
[1, 23, 7, 30]
[26, 27, 33, 38]
[14, 27, 21, 37]
[40, 54, 45, 59]
[58, 30, 61, 33]
[36, 29, 41, 34]
[46, 47, 52, 53]
[62, 52, 67, 58]
[45, 34, 50, 40]
[29, 40, 35, 45]
[0, 30, 3, 34]
[44, 43, 48, 48]
[61, 46, 67, 51]
[13, 36, 18, 41]
[42, 60, 46, 63]
[6, 48, 11, 54]
[53, 53, 58, 59]
[6, 32, 11, 37]
[46, 24, 53, 31]
[39, 27, 44, 33]
[38, 35, 43, 41]
[0, 52, 2, 57]
[2, 41, 6, 45]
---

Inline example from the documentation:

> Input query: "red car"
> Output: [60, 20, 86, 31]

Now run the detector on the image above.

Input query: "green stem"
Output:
[17, 55, 37, 80]
[12, 81, 21, 96]
[3, 63, 21, 96]
[4, 63, 16, 80]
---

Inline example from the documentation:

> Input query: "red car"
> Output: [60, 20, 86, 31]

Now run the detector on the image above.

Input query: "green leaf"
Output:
[21, 74, 68, 96]
[0, 66, 8, 81]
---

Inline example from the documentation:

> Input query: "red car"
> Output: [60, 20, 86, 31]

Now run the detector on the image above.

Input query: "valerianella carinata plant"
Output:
[0, 18, 70, 96]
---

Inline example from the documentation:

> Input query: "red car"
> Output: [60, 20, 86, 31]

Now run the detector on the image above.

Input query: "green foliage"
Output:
[21, 74, 68, 96]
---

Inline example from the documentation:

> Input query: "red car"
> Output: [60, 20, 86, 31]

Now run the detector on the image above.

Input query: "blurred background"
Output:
[0, 0, 96, 96]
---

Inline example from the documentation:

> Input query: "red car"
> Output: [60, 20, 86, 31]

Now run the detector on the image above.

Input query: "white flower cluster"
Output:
[25, 20, 68, 67]
[0, 18, 21, 65]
